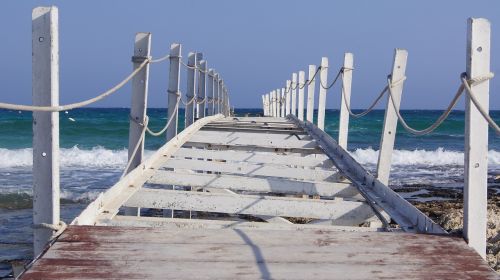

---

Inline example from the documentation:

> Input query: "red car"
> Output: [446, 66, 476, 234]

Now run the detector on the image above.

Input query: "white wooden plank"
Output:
[173, 147, 334, 168]
[148, 170, 357, 197]
[32, 6, 60, 256]
[376, 49, 408, 185]
[184, 141, 322, 155]
[124, 189, 374, 223]
[102, 217, 383, 232]
[187, 131, 318, 149]
[338, 52, 353, 149]
[161, 158, 339, 182]
[193, 130, 310, 141]
[72, 115, 224, 225]
[464, 18, 490, 259]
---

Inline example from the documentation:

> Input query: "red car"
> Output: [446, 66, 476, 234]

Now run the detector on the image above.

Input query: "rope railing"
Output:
[267, 56, 498, 136]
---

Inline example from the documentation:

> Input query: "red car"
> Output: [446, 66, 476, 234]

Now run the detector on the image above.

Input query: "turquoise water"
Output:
[0, 107, 500, 274]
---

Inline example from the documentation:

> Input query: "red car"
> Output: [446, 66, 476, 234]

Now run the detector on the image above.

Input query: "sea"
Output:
[1, 108, 500, 276]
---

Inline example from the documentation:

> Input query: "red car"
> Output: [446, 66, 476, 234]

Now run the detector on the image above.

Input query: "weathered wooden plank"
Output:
[192, 130, 312, 141]
[72, 115, 224, 225]
[161, 158, 340, 182]
[23, 259, 497, 280]
[184, 141, 322, 155]
[43, 236, 489, 266]
[188, 133, 317, 149]
[124, 189, 374, 223]
[98, 218, 383, 232]
[201, 125, 306, 134]
[172, 147, 334, 168]
[148, 170, 357, 197]
[57, 226, 427, 245]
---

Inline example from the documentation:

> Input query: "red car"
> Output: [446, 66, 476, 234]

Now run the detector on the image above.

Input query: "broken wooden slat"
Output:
[161, 158, 340, 182]
[148, 170, 358, 197]
[173, 147, 334, 168]
[124, 189, 375, 224]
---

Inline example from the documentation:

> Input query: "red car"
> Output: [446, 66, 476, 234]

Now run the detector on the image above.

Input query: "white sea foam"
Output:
[0, 146, 156, 169]
[350, 147, 500, 167]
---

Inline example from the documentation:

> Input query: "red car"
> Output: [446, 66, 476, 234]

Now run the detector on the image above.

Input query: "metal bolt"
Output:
[477, 46, 482, 52]
[38, 37, 44, 42]
[41, 152, 47, 157]
[475, 163, 480, 168]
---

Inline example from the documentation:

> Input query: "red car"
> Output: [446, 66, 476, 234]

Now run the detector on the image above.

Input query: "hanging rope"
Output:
[385, 72, 496, 135]
[461, 72, 498, 133]
[0, 59, 150, 112]
[319, 67, 344, 90]
[340, 72, 389, 119]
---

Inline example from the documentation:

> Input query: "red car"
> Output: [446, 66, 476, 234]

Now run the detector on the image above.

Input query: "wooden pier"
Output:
[4, 6, 497, 279]
[20, 117, 497, 279]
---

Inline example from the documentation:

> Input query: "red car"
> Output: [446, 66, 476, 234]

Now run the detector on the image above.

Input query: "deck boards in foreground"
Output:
[20, 225, 497, 279]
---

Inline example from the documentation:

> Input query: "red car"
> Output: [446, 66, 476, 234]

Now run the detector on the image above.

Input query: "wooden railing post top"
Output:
[321, 57, 328, 67]
[170, 43, 181, 55]
[32, 6, 58, 18]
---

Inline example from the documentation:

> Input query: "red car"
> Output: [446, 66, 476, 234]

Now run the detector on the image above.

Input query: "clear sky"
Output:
[0, 0, 499, 109]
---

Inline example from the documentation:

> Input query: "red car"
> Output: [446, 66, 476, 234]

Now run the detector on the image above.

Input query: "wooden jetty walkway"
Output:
[20, 117, 496, 279]
[3, 6, 498, 279]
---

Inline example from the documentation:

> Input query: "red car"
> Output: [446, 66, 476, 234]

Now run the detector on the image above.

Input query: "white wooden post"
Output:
[127, 33, 151, 174]
[125, 33, 151, 217]
[285, 80, 291, 116]
[218, 77, 223, 115]
[221, 80, 226, 116]
[306, 65, 316, 122]
[32, 6, 60, 256]
[266, 93, 271, 117]
[185, 52, 202, 126]
[464, 18, 490, 259]
[198, 60, 207, 119]
[291, 73, 297, 116]
[281, 88, 286, 117]
[207, 69, 215, 116]
[166, 43, 181, 141]
[318, 57, 328, 130]
[214, 73, 220, 114]
[298, 71, 305, 121]
[262, 95, 266, 115]
[338, 53, 354, 149]
[376, 49, 408, 186]
[264, 93, 271, 117]
[273, 90, 277, 117]
[271, 90, 276, 117]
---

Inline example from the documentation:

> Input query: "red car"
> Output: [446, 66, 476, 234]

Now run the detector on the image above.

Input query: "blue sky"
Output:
[0, 0, 499, 109]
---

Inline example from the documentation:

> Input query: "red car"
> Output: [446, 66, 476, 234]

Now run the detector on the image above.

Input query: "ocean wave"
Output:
[350, 147, 500, 167]
[0, 146, 135, 169]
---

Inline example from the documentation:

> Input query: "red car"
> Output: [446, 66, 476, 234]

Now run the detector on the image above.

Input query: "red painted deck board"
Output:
[20, 225, 498, 279]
